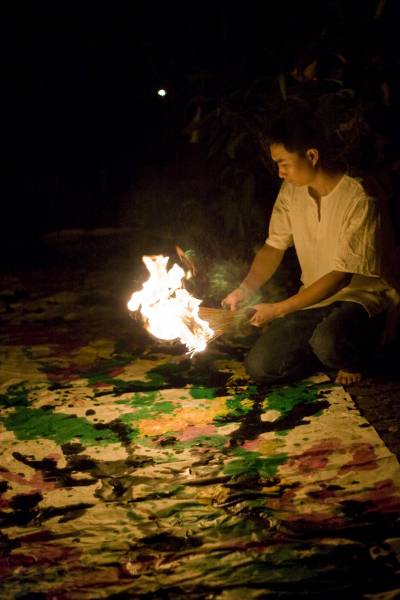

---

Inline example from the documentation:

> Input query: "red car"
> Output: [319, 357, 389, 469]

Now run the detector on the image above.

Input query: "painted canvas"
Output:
[1, 284, 400, 598]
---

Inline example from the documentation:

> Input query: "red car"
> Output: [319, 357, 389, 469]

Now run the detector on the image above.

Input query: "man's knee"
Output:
[245, 347, 279, 382]
[309, 326, 341, 368]
[245, 348, 268, 381]
[245, 345, 306, 383]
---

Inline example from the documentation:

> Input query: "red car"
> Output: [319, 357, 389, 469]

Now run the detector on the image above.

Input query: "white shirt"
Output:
[266, 175, 400, 341]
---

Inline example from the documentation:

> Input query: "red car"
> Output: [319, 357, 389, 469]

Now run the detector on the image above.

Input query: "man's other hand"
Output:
[221, 287, 249, 311]
[249, 303, 280, 327]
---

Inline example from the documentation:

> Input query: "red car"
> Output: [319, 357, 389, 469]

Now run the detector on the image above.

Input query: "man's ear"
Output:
[306, 148, 319, 167]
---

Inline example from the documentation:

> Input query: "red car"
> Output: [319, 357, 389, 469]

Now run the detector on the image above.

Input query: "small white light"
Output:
[157, 89, 167, 97]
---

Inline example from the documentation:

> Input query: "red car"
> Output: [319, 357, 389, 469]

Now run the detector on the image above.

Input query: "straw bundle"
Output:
[198, 306, 248, 342]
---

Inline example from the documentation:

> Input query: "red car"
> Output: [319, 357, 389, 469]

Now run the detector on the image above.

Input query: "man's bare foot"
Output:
[335, 369, 362, 385]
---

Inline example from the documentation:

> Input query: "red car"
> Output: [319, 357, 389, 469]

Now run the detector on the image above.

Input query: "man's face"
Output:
[269, 143, 316, 186]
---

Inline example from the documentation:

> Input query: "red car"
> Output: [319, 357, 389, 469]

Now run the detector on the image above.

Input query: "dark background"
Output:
[2, 1, 400, 258]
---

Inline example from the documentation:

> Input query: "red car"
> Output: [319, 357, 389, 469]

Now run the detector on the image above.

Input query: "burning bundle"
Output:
[127, 255, 246, 355]
[198, 306, 245, 342]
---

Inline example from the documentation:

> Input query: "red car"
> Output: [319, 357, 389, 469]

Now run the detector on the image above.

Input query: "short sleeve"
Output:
[265, 182, 294, 250]
[334, 193, 381, 276]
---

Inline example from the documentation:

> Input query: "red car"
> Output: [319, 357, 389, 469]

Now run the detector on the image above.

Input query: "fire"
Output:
[127, 255, 214, 355]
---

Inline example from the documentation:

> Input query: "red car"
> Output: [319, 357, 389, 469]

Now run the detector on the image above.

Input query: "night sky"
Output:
[3, 1, 399, 243]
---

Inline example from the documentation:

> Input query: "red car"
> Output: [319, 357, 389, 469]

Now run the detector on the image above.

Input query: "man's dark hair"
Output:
[266, 108, 323, 155]
[263, 105, 346, 172]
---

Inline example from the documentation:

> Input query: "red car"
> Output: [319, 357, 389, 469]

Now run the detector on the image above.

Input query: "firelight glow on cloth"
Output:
[1, 286, 400, 597]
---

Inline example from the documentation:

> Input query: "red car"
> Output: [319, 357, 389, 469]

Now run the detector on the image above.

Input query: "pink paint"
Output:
[109, 367, 125, 376]
[45, 367, 81, 382]
[177, 425, 217, 441]
[284, 512, 346, 527]
[340, 443, 378, 473]
[287, 438, 344, 476]
[18, 530, 54, 543]
[0, 496, 10, 509]
[357, 479, 400, 513]
[242, 439, 262, 451]
[192, 446, 213, 454]
[298, 456, 329, 472]
[0, 470, 56, 492]
[368, 495, 400, 513]
[0, 544, 81, 580]
[46, 453, 62, 461]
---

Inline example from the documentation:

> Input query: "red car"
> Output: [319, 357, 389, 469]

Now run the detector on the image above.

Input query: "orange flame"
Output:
[127, 255, 214, 355]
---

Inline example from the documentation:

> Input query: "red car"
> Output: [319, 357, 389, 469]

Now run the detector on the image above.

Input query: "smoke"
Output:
[206, 247, 300, 305]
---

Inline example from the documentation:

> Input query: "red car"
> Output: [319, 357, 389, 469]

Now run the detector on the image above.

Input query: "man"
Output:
[222, 110, 400, 385]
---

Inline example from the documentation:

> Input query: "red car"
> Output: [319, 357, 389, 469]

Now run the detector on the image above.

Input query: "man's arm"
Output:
[250, 270, 352, 326]
[222, 244, 285, 310]
[241, 244, 286, 293]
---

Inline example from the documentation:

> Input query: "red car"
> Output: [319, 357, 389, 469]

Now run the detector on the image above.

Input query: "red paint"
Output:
[340, 443, 378, 473]
[0, 470, 57, 491]
[177, 425, 217, 441]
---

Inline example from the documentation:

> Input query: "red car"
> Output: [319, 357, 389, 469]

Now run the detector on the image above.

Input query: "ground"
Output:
[2, 228, 400, 459]
[1, 229, 400, 598]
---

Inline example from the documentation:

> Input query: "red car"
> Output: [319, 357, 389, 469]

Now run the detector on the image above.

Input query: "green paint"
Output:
[81, 355, 165, 389]
[0, 382, 31, 408]
[87, 355, 133, 371]
[147, 361, 188, 382]
[264, 382, 322, 416]
[147, 360, 222, 388]
[171, 434, 227, 451]
[190, 386, 218, 399]
[215, 391, 254, 424]
[85, 356, 135, 379]
[1, 407, 119, 446]
[87, 370, 165, 391]
[110, 371, 167, 392]
[149, 400, 175, 413]
[41, 355, 168, 391]
[117, 391, 176, 424]
[117, 390, 159, 406]
[246, 498, 269, 509]
[156, 501, 201, 518]
[212, 514, 270, 539]
[127, 510, 144, 522]
[314, 409, 325, 417]
[224, 448, 288, 478]
[193, 434, 226, 449]
[115, 416, 140, 441]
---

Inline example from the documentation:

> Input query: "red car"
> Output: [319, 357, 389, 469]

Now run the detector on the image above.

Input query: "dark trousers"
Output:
[245, 301, 385, 384]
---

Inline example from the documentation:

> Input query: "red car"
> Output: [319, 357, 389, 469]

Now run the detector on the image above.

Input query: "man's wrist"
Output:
[273, 301, 286, 319]
[239, 281, 254, 295]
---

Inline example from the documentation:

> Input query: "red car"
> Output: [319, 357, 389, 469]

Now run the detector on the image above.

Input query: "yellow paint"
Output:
[74, 339, 115, 366]
[0, 346, 45, 388]
[138, 397, 228, 435]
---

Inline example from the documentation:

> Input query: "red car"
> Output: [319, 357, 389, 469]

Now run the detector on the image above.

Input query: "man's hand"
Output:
[221, 245, 285, 312]
[221, 287, 250, 311]
[249, 303, 280, 327]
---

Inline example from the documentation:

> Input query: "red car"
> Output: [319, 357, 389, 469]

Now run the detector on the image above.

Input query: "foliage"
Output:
[182, 0, 399, 247]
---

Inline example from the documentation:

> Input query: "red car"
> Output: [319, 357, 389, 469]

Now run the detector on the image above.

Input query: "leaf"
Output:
[241, 174, 256, 209]
[278, 73, 287, 101]
[226, 131, 248, 159]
